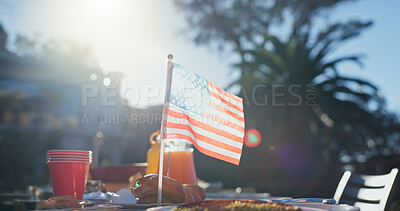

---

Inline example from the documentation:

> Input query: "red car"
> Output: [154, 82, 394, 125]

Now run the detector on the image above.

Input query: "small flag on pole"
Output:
[160, 63, 245, 165]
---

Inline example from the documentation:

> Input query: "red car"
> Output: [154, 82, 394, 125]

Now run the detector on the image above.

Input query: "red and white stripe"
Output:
[163, 81, 245, 165]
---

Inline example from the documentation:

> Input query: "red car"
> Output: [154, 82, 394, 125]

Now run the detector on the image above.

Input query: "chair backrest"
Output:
[333, 168, 398, 211]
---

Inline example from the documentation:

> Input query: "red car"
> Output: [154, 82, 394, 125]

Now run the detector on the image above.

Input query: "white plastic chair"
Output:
[334, 168, 398, 211]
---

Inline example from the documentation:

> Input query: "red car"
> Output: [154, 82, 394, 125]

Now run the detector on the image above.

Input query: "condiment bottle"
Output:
[146, 130, 160, 174]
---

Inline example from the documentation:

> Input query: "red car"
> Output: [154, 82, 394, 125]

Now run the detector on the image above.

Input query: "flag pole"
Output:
[157, 54, 174, 206]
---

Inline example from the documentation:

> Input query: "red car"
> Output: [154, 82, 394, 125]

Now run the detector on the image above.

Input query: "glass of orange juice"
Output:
[163, 141, 197, 185]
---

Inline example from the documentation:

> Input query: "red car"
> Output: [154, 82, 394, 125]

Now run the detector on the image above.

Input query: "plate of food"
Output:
[130, 174, 206, 205]
[170, 199, 302, 211]
[206, 192, 271, 200]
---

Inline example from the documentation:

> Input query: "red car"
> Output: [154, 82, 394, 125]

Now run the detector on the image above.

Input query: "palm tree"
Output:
[175, 0, 400, 196]
[233, 20, 395, 159]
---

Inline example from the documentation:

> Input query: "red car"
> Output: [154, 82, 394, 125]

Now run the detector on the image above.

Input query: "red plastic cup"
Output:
[48, 150, 92, 155]
[47, 154, 92, 158]
[48, 158, 92, 163]
[47, 156, 92, 161]
[47, 150, 92, 200]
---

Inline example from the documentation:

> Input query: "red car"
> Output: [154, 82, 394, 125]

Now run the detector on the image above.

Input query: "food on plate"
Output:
[183, 184, 206, 203]
[36, 195, 81, 210]
[129, 172, 143, 187]
[184, 189, 196, 203]
[171, 200, 301, 211]
[130, 174, 207, 204]
[130, 174, 187, 204]
[184, 184, 206, 200]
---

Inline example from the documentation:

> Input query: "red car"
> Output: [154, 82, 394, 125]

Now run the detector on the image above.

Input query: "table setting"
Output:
[21, 145, 360, 211]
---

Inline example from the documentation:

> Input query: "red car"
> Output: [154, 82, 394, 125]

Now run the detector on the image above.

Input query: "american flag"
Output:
[161, 64, 245, 165]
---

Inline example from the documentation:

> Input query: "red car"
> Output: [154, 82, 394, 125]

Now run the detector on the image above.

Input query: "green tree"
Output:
[0, 35, 98, 192]
[0, 91, 62, 191]
[12, 35, 98, 68]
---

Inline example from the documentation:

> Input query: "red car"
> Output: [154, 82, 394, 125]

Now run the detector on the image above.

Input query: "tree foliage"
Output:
[11, 35, 98, 68]
[0, 91, 62, 191]
[175, 0, 400, 161]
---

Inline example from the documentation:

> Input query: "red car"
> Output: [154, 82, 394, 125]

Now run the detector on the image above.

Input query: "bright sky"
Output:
[0, 0, 236, 108]
[0, 0, 399, 113]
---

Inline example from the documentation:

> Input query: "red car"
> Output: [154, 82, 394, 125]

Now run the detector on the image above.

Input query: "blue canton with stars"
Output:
[170, 64, 209, 115]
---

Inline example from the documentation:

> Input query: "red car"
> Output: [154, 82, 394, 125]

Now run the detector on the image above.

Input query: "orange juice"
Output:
[162, 149, 197, 185]
[146, 130, 160, 174]
[146, 146, 160, 174]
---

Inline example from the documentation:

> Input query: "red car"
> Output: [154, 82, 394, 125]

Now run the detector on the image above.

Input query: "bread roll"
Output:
[183, 187, 196, 203]
[130, 174, 186, 204]
[183, 184, 206, 201]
